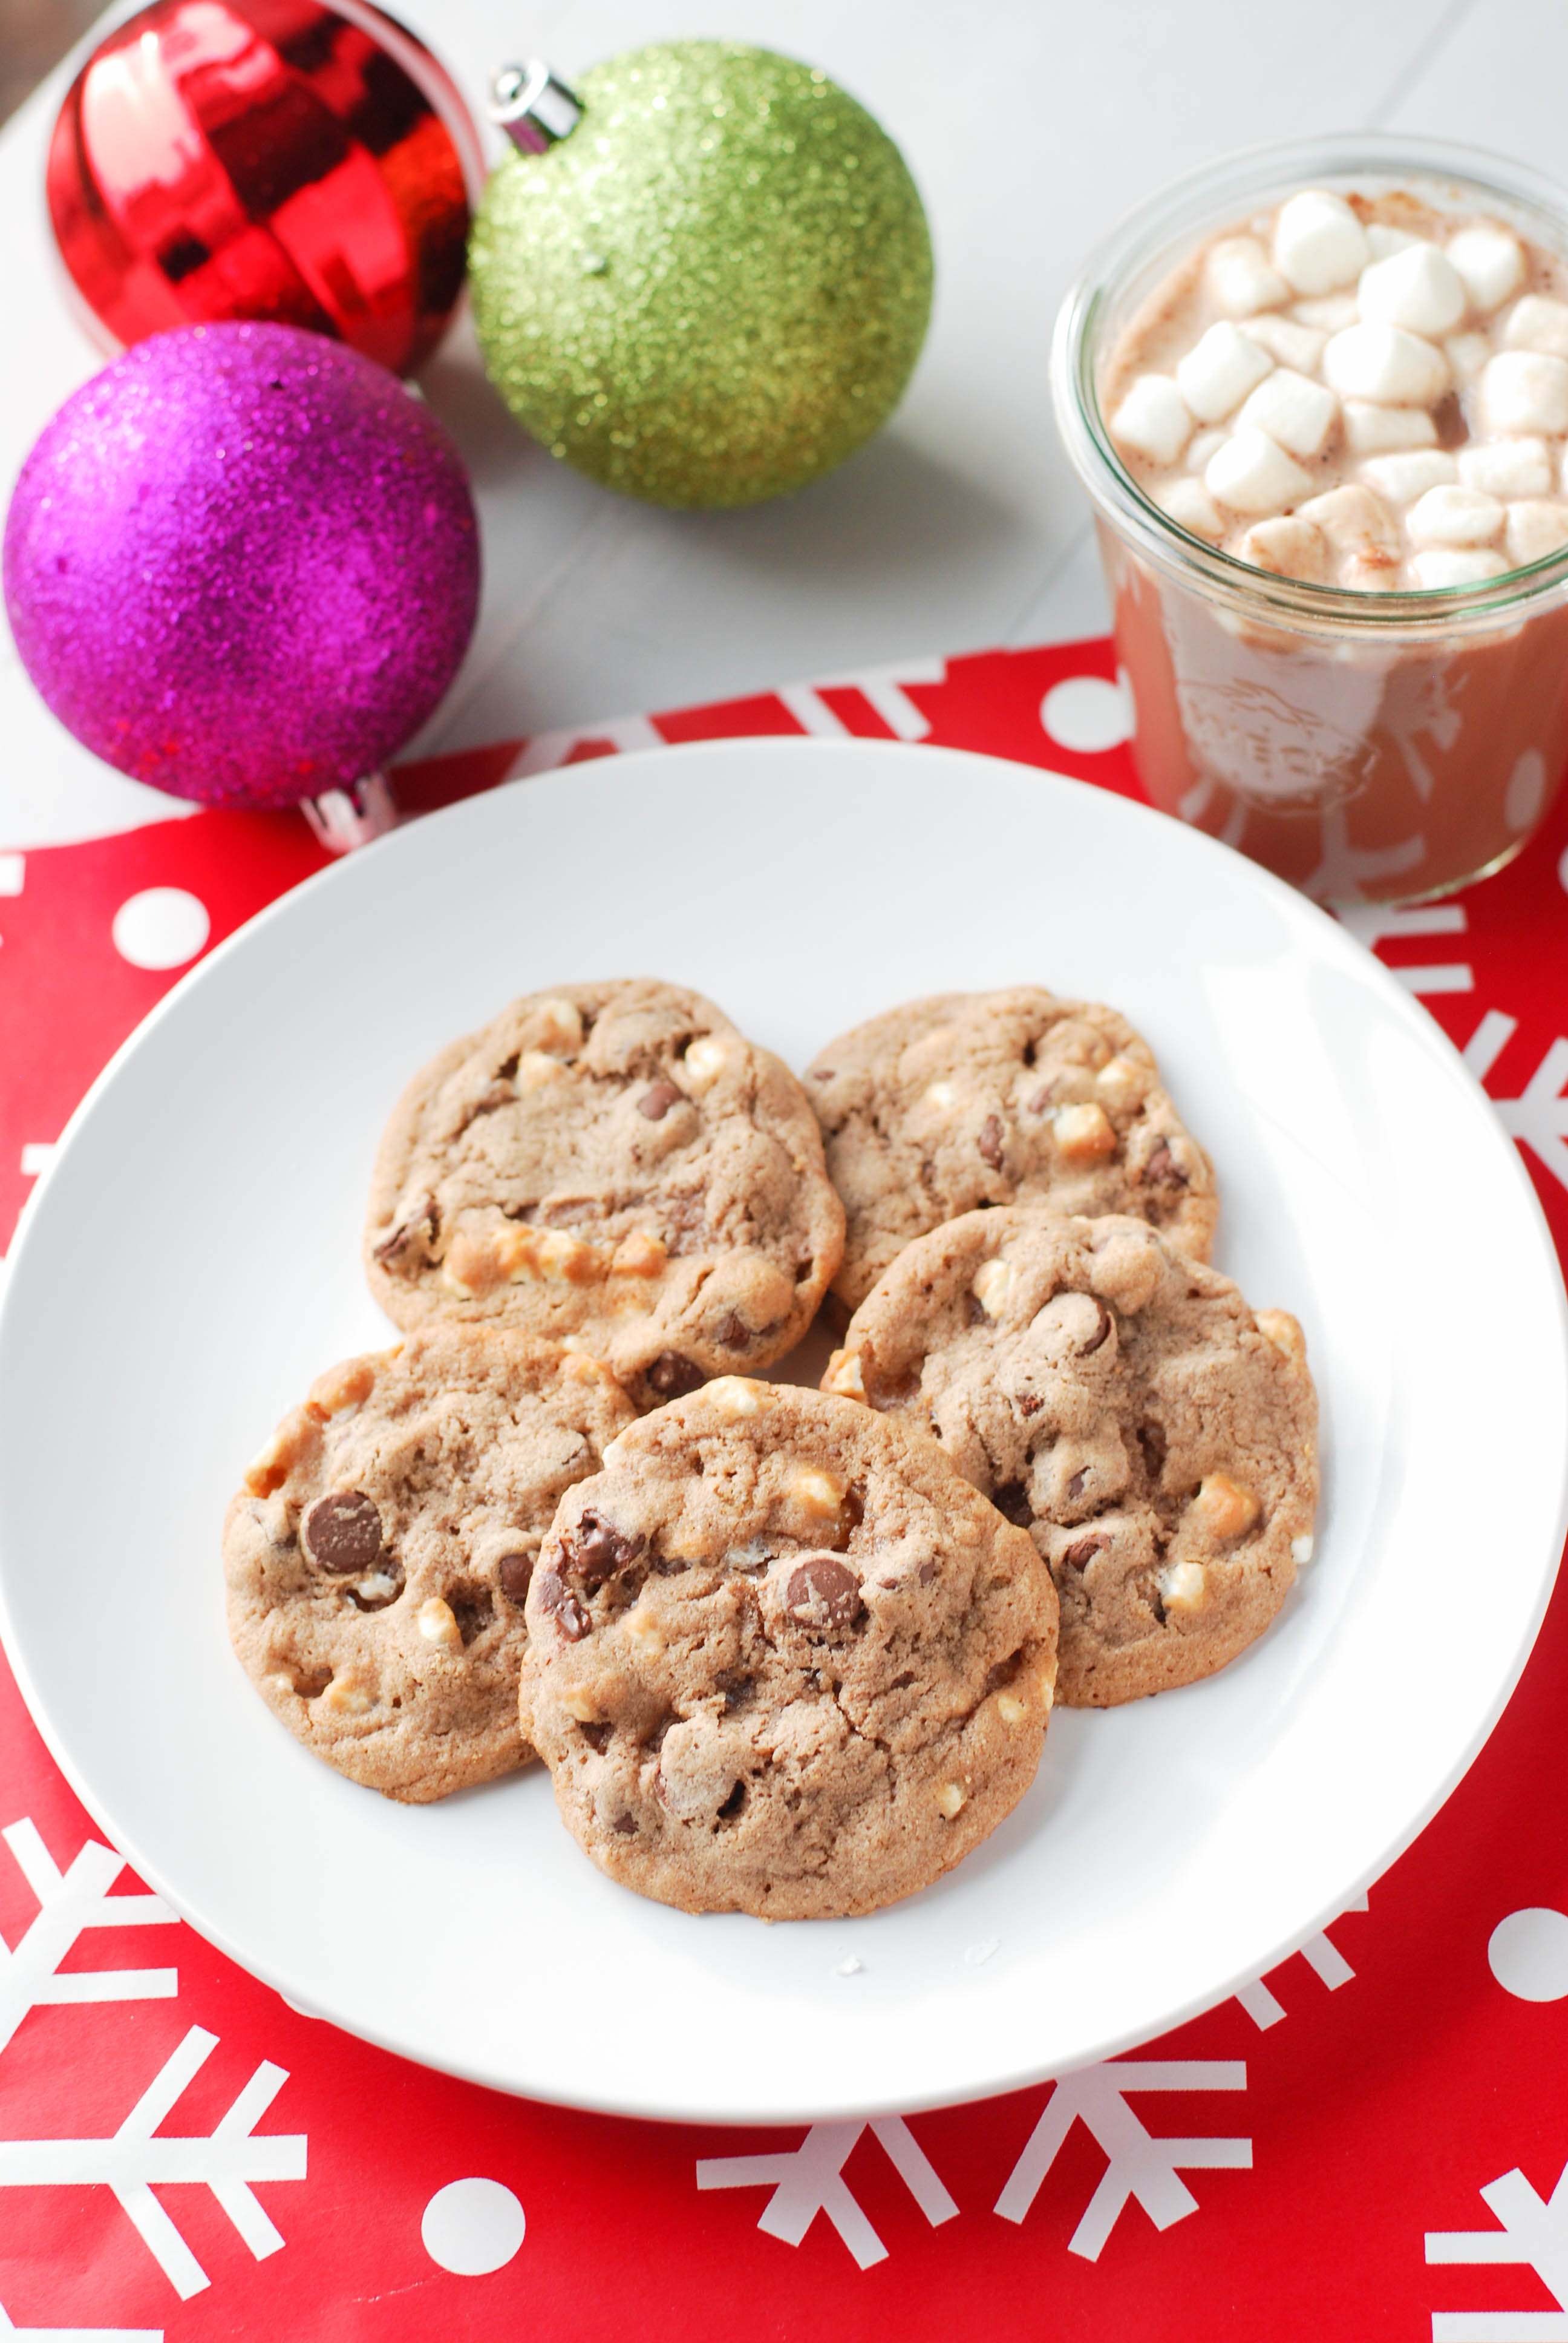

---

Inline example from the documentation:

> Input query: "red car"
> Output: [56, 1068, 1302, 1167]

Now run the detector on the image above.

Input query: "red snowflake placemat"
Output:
[2, 636, 1567, 2341]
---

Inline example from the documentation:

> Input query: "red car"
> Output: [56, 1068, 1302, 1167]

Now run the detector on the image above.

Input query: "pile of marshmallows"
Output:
[1109, 188, 1568, 591]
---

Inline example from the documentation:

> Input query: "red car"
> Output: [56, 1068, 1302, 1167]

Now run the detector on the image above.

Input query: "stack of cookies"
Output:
[223, 977, 1317, 1920]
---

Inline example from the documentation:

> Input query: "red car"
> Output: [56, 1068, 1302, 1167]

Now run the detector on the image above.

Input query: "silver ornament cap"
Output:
[489, 60, 583, 155]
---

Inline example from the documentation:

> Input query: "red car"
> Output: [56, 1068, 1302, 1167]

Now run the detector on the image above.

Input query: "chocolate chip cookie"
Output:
[824, 1210, 1316, 1705]
[806, 988, 1218, 1308]
[365, 980, 845, 1410]
[224, 1326, 635, 1801]
[517, 1380, 1058, 1918]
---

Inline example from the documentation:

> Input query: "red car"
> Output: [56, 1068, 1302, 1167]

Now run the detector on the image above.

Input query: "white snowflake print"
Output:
[0, 1820, 177, 2056]
[1426, 2154, 1568, 2338]
[777, 658, 946, 743]
[0, 2022, 307, 2301]
[1234, 1893, 1369, 2030]
[995, 2060, 1251, 2259]
[1337, 900, 1474, 997]
[696, 2117, 958, 2268]
[1463, 1012, 1568, 1195]
[506, 712, 664, 779]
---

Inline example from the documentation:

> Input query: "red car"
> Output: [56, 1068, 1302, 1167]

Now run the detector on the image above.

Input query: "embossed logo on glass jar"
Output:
[1175, 675, 1373, 808]
[1167, 601, 1383, 810]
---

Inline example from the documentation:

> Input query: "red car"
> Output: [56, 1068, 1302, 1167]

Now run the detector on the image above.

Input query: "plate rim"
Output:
[2, 732, 1565, 2124]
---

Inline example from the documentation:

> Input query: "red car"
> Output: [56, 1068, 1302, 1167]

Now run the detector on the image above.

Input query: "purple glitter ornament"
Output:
[3, 323, 480, 813]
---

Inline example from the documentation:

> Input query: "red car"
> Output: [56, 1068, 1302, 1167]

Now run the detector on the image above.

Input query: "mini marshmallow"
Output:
[1292, 295, 1359, 332]
[1273, 189, 1370, 295]
[1458, 437, 1553, 498]
[1235, 516, 1330, 582]
[1110, 373, 1193, 465]
[1297, 482, 1398, 553]
[1157, 478, 1225, 540]
[1505, 500, 1568, 566]
[1360, 450, 1457, 505]
[1243, 313, 1327, 373]
[1341, 550, 1402, 592]
[1406, 483, 1504, 546]
[1411, 548, 1507, 588]
[1235, 366, 1339, 457]
[1323, 323, 1448, 406]
[1176, 323, 1273, 423]
[1206, 235, 1290, 316]
[1366, 224, 1417, 261]
[1342, 400, 1437, 452]
[1481, 349, 1568, 435]
[1446, 224, 1525, 313]
[1444, 332, 1492, 378]
[1356, 241, 1466, 337]
[1504, 294, 1568, 360]
[1317, 513, 1398, 586]
[1205, 427, 1314, 514]
[1187, 428, 1227, 470]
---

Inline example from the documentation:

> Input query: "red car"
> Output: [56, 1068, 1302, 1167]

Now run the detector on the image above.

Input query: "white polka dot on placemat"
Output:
[421, 2177, 526, 2275]
[1488, 1906, 1568, 2001]
[111, 887, 210, 971]
[1040, 673, 1134, 754]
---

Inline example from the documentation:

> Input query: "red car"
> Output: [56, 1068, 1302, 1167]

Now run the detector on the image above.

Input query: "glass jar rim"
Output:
[1050, 129, 1568, 636]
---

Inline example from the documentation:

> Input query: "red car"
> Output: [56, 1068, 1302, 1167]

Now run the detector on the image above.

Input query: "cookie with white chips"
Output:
[825, 1209, 1316, 1705]
[224, 1326, 635, 1800]
[364, 979, 844, 1410]
[805, 986, 1217, 1309]
[518, 1380, 1058, 1919]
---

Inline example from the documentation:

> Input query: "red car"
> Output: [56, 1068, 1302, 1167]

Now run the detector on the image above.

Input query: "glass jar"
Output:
[1050, 133, 1568, 903]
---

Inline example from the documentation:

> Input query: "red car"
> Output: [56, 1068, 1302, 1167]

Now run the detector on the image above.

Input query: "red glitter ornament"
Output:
[47, 0, 483, 377]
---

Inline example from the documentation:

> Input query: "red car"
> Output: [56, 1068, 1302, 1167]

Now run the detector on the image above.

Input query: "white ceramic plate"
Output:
[2, 737, 1564, 2125]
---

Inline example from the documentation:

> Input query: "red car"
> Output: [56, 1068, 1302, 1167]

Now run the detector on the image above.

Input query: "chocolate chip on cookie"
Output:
[224, 1326, 636, 1801]
[518, 1380, 1059, 1919]
[805, 987, 1218, 1308]
[301, 1491, 383, 1574]
[825, 1208, 1316, 1706]
[364, 980, 844, 1409]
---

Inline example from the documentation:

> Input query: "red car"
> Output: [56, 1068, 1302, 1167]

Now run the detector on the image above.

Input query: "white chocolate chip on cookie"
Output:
[416, 1596, 463, 1651]
[789, 1466, 848, 1519]
[1255, 1309, 1307, 1363]
[307, 1357, 376, 1418]
[1191, 1473, 1261, 1541]
[514, 1049, 568, 1092]
[532, 997, 584, 1054]
[1094, 1055, 1150, 1111]
[560, 1685, 607, 1725]
[317, 1671, 376, 1715]
[681, 1035, 728, 1090]
[1158, 1560, 1209, 1613]
[705, 1375, 767, 1417]
[1054, 1101, 1118, 1161]
[610, 1229, 667, 1279]
[972, 1258, 1016, 1319]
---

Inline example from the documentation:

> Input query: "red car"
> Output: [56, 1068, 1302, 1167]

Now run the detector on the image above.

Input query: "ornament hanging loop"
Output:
[489, 60, 582, 154]
[301, 772, 399, 855]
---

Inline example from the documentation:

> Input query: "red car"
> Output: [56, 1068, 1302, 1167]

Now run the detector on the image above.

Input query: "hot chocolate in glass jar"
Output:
[1052, 139, 1568, 902]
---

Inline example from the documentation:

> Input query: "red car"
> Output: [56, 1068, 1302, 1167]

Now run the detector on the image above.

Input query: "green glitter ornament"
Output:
[469, 42, 934, 510]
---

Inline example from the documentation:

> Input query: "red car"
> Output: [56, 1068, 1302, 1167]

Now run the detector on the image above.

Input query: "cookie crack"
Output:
[828, 1675, 893, 1756]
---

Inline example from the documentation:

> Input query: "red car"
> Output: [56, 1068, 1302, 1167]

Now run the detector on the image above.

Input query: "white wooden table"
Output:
[0, 0, 1554, 847]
